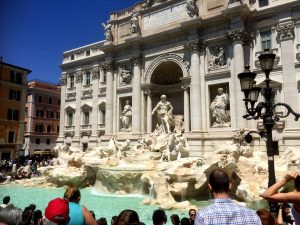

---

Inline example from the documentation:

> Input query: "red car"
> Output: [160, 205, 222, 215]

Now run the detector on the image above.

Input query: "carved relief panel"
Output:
[119, 65, 132, 86]
[206, 45, 228, 71]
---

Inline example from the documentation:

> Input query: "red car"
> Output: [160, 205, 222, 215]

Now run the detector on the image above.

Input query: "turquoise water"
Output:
[0, 184, 195, 224]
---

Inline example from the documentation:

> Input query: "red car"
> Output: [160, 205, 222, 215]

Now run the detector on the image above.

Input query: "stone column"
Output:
[131, 55, 142, 134]
[199, 44, 207, 130]
[181, 84, 190, 132]
[187, 40, 202, 132]
[73, 70, 83, 147]
[104, 62, 114, 135]
[228, 29, 247, 128]
[99, 67, 105, 83]
[91, 67, 100, 144]
[57, 73, 67, 143]
[276, 22, 299, 129]
[145, 90, 152, 133]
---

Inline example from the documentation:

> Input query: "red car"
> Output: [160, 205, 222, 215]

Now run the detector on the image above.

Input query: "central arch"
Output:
[151, 61, 183, 85]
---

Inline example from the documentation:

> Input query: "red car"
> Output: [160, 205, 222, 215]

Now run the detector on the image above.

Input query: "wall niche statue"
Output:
[209, 84, 231, 128]
[207, 46, 227, 70]
[119, 66, 132, 85]
[131, 13, 140, 34]
[120, 99, 132, 132]
[186, 0, 198, 18]
[101, 21, 113, 42]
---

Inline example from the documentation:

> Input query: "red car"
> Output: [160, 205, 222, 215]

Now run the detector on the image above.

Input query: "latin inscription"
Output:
[143, 2, 186, 30]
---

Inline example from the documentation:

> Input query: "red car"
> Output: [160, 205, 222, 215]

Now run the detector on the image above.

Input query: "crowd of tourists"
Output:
[0, 155, 54, 182]
[0, 168, 299, 225]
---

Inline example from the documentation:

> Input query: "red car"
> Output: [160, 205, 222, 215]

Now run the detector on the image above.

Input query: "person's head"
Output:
[180, 217, 190, 225]
[97, 217, 108, 225]
[256, 209, 276, 225]
[160, 95, 167, 102]
[33, 210, 43, 225]
[188, 209, 196, 221]
[22, 206, 34, 225]
[44, 198, 69, 225]
[170, 214, 180, 225]
[208, 169, 230, 194]
[111, 216, 118, 225]
[2, 196, 10, 205]
[152, 209, 166, 225]
[117, 210, 139, 225]
[282, 203, 293, 223]
[217, 88, 223, 94]
[28, 204, 36, 211]
[63, 185, 81, 203]
[0, 206, 22, 225]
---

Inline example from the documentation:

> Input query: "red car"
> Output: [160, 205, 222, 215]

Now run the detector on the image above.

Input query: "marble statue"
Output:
[145, 0, 154, 7]
[120, 100, 132, 131]
[152, 95, 174, 134]
[120, 67, 132, 85]
[207, 47, 226, 70]
[101, 21, 113, 42]
[210, 88, 230, 128]
[186, 0, 198, 18]
[131, 13, 139, 34]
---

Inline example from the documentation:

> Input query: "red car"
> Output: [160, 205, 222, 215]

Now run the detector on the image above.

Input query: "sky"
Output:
[0, 0, 139, 84]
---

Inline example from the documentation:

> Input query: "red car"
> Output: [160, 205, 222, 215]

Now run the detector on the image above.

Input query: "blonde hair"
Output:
[63, 185, 81, 203]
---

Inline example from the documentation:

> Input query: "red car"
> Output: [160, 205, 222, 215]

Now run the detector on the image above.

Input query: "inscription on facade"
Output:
[119, 22, 131, 37]
[143, 2, 186, 30]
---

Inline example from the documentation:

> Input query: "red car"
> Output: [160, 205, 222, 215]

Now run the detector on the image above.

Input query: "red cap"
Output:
[45, 198, 69, 223]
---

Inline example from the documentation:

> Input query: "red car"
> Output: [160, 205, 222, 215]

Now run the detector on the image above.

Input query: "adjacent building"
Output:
[57, 0, 300, 155]
[24, 80, 61, 156]
[0, 61, 31, 160]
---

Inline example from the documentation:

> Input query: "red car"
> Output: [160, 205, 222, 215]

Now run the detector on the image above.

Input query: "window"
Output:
[35, 125, 38, 132]
[47, 111, 54, 118]
[38, 96, 43, 103]
[35, 124, 44, 133]
[84, 111, 90, 125]
[70, 54, 74, 60]
[67, 113, 73, 126]
[47, 125, 51, 133]
[36, 110, 44, 118]
[261, 30, 272, 50]
[58, 99, 61, 105]
[46, 139, 51, 145]
[70, 75, 74, 88]
[10, 71, 21, 84]
[48, 97, 53, 104]
[8, 131, 15, 143]
[86, 50, 90, 56]
[57, 126, 59, 133]
[85, 72, 91, 85]
[7, 109, 19, 121]
[9, 89, 20, 101]
[56, 112, 60, 119]
[259, 0, 269, 7]
[36, 138, 40, 144]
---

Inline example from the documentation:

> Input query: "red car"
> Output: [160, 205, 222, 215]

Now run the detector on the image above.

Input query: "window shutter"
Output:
[17, 91, 20, 101]
[7, 109, 12, 120]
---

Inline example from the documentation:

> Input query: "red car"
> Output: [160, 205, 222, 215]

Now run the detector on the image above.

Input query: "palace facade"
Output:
[57, 0, 300, 155]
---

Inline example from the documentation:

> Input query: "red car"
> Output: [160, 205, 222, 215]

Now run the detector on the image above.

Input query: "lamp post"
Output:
[237, 49, 300, 214]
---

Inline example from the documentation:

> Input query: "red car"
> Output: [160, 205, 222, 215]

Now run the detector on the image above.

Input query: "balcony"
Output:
[65, 126, 75, 131]
[81, 124, 92, 130]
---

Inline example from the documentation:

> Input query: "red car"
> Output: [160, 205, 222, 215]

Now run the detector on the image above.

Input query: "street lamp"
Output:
[237, 49, 300, 214]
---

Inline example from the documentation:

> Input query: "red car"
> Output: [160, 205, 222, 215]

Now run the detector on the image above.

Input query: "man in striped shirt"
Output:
[195, 169, 262, 225]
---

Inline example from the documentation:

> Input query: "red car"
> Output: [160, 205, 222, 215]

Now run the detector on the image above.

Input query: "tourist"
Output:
[0, 205, 23, 225]
[189, 209, 196, 225]
[152, 209, 167, 225]
[170, 214, 180, 225]
[23, 206, 34, 225]
[0, 196, 10, 208]
[277, 203, 295, 225]
[180, 217, 191, 225]
[116, 209, 140, 225]
[32, 210, 43, 225]
[256, 209, 277, 225]
[111, 215, 118, 225]
[63, 185, 97, 225]
[194, 168, 262, 225]
[97, 217, 108, 225]
[261, 171, 300, 225]
[44, 198, 69, 225]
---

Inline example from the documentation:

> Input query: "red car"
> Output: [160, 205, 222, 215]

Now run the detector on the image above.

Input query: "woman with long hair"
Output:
[63, 185, 97, 225]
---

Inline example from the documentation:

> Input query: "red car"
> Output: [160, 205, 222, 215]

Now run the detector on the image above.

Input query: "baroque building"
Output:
[58, 0, 300, 155]
[0, 61, 31, 160]
[24, 80, 61, 156]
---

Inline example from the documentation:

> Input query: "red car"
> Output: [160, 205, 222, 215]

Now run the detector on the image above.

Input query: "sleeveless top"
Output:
[68, 202, 84, 225]
[292, 205, 300, 225]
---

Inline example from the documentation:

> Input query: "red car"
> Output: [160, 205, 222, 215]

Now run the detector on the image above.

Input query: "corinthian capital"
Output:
[75, 70, 83, 83]
[187, 39, 206, 53]
[276, 22, 295, 41]
[91, 67, 100, 80]
[131, 55, 142, 66]
[103, 62, 114, 72]
[227, 29, 246, 44]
